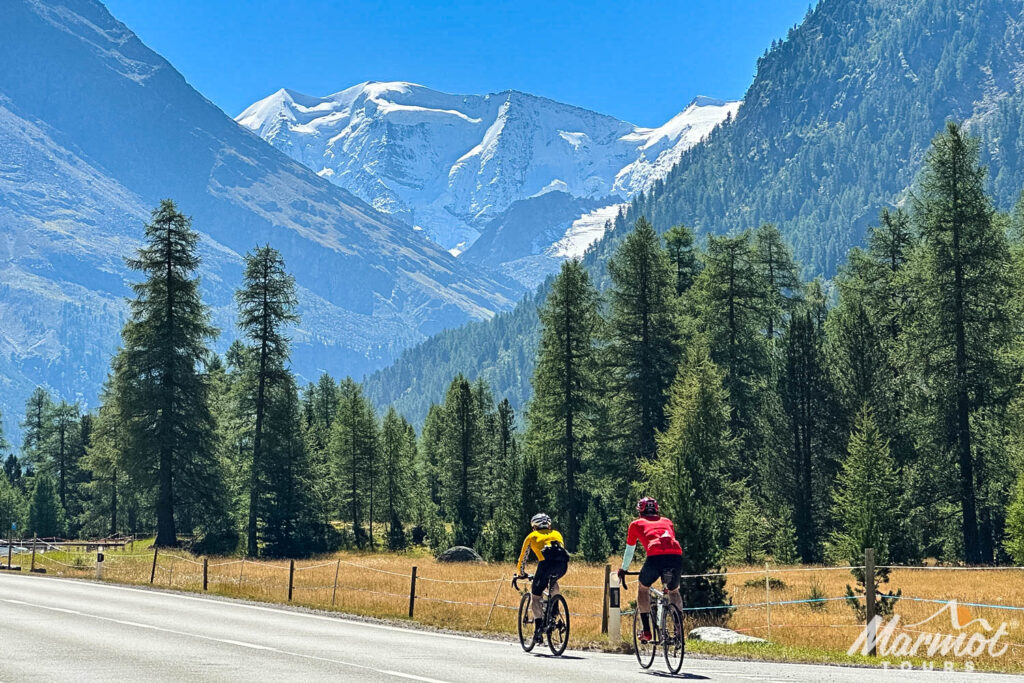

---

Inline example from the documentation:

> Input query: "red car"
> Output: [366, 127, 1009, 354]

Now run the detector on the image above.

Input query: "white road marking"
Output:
[1, 597, 453, 683]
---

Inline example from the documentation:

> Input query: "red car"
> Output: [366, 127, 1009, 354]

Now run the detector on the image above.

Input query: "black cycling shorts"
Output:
[532, 558, 568, 596]
[639, 554, 683, 591]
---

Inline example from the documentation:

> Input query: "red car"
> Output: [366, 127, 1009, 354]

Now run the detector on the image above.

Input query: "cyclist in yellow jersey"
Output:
[516, 513, 570, 643]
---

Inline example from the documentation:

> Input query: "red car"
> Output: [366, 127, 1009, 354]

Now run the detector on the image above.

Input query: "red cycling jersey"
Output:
[627, 516, 683, 556]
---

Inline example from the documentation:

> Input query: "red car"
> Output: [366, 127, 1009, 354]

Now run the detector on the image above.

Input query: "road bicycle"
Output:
[512, 573, 570, 656]
[620, 570, 685, 674]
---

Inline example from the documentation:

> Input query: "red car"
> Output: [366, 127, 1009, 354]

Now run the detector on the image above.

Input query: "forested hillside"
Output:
[365, 0, 1024, 422]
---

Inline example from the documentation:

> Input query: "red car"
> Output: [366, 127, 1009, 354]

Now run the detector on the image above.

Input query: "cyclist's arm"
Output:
[621, 543, 637, 571]
[517, 534, 533, 574]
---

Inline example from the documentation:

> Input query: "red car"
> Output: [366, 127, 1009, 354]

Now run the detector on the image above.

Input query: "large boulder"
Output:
[436, 546, 484, 563]
[688, 626, 767, 645]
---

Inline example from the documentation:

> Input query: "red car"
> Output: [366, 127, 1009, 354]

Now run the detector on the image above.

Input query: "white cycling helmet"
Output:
[530, 512, 552, 529]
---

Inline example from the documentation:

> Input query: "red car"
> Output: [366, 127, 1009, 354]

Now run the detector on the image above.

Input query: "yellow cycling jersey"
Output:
[517, 529, 565, 572]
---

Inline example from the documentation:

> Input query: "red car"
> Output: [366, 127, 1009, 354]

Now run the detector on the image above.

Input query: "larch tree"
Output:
[111, 200, 223, 547]
[526, 259, 601, 550]
[235, 245, 299, 557]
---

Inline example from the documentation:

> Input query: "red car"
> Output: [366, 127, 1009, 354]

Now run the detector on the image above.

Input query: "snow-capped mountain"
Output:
[237, 83, 739, 261]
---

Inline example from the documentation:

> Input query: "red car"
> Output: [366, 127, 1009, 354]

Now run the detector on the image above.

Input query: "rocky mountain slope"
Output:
[0, 0, 519, 437]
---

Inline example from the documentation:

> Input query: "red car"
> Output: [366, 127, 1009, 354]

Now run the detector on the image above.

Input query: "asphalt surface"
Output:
[0, 572, 1020, 682]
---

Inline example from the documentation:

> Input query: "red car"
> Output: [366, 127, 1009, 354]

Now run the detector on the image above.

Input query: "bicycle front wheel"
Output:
[632, 607, 656, 669]
[546, 594, 570, 656]
[663, 603, 685, 674]
[517, 592, 536, 652]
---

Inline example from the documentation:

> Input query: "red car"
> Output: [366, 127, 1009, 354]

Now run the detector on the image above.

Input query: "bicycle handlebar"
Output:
[619, 570, 640, 589]
[512, 573, 534, 591]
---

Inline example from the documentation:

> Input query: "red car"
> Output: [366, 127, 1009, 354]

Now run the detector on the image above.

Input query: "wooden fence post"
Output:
[865, 547, 876, 656]
[31, 534, 37, 572]
[203, 558, 209, 591]
[288, 560, 295, 602]
[601, 564, 611, 634]
[150, 547, 158, 584]
[331, 560, 340, 607]
[765, 562, 771, 640]
[408, 566, 417, 619]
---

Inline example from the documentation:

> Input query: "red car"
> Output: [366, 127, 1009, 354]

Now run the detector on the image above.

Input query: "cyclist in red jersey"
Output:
[617, 496, 684, 642]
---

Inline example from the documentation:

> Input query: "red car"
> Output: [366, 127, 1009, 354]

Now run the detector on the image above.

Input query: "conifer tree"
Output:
[28, 473, 63, 537]
[0, 475, 24, 540]
[111, 200, 223, 547]
[380, 407, 414, 550]
[440, 375, 482, 548]
[1003, 472, 1024, 564]
[3, 455, 21, 489]
[606, 216, 680, 464]
[38, 401, 82, 521]
[526, 259, 600, 549]
[21, 387, 53, 468]
[579, 501, 612, 563]
[236, 245, 299, 556]
[832, 406, 901, 618]
[904, 123, 1018, 563]
[331, 379, 377, 548]
[663, 224, 701, 295]
[753, 223, 801, 341]
[642, 346, 733, 616]
[725, 487, 768, 565]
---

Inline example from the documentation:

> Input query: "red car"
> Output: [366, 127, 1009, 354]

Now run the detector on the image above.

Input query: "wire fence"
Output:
[16, 546, 1024, 664]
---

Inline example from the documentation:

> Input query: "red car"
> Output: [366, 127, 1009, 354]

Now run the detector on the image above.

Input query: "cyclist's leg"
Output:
[662, 553, 684, 612]
[548, 558, 568, 596]
[531, 561, 550, 621]
[638, 557, 660, 636]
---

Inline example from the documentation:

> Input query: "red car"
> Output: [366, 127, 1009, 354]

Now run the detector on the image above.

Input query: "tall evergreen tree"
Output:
[20, 387, 53, 471]
[380, 408, 414, 550]
[38, 401, 82, 521]
[110, 200, 223, 547]
[331, 378, 378, 548]
[0, 475, 25, 541]
[28, 473, 63, 538]
[642, 346, 733, 615]
[753, 223, 801, 341]
[606, 216, 680, 463]
[440, 375, 483, 547]
[663, 224, 701, 295]
[235, 245, 299, 556]
[526, 259, 601, 550]
[904, 123, 1018, 563]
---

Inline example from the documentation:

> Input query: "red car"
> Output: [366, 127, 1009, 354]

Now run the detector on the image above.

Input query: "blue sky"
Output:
[104, 0, 811, 127]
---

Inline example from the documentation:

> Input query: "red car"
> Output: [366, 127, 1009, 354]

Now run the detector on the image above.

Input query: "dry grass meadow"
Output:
[21, 544, 1024, 673]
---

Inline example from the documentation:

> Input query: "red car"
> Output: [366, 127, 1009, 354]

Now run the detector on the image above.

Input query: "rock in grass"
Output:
[688, 626, 767, 644]
[436, 546, 484, 563]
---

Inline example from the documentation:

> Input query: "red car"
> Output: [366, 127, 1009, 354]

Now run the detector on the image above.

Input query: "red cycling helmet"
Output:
[637, 496, 659, 516]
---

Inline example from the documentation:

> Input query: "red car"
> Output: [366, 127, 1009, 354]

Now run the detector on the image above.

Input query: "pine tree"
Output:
[642, 346, 733, 616]
[725, 487, 768, 565]
[28, 473, 64, 538]
[3, 455, 21, 489]
[579, 501, 611, 563]
[111, 200, 224, 547]
[440, 375, 482, 548]
[693, 231, 769, 472]
[904, 123, 1018, 563]
[380, 407, 414, 551]
[831, 406, 901, 618]
[235, 245, 299, 557]
[1003, 472, 1024, 564]
[663, 224, 701, 295]
[38, 401, 82, 522]
[331, 379, 377, 548]
[0, 475, 25, 541]
[525, 259, 600, 550]
[20, 387, 53, 469]
[781, 310, 838, 562]
[753, 223, 801, 341]
[606, 216, 680, 463]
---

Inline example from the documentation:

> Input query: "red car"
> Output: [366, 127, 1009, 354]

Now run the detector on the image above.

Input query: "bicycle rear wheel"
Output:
[632, 607, 656, 669]
[517, 593, 536, 652]
[662, 603, 685, 674]
[546, 594, 570, 656]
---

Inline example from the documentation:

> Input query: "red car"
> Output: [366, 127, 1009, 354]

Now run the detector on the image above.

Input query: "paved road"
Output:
[0, 573, 1019, 682]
